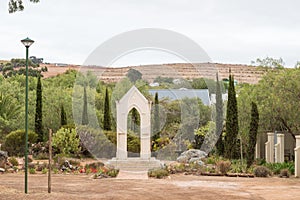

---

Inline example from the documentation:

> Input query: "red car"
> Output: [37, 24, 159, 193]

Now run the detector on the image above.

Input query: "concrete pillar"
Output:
[265, 132, 274, 163]
[275, 134, 284, 163]
[255, 136, 261, 159]
[295, 135, 300, 177]
[117, 133, 127, 160]
[140, 133, 150, 159]
[140, 113, 151, 160]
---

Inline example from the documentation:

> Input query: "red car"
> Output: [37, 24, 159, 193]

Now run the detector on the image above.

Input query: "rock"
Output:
[0, 151, 8, 168]
[61, 165, 67, 171]
[176, 155, 189, 163]
[189, 157, 200, 163]
[7, 168, 14, 173]
[176, 149, 207, 163]
[197, 160, 204, 166]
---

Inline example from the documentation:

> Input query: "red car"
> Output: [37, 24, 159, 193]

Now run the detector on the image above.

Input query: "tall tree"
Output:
[251, 57, 285, 69]
[130, 108, 139, 134]
[224, 70, 239, 159]
[82, 86, 88, 125]
[152, 92, 160, 141]
[8, 0, 39, 13]
[215, 73, 224, 155]
[35, 76, 43, 142]
[254, 69, 300, 141]
[246, 102, 259, 168]
[60, 104, 67, 127]
[127, 69, 142, 83]
[103, 87, 112, 131]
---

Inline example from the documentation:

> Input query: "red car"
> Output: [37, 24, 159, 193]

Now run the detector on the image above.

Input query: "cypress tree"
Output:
[61, 104, 67, 127]
[224, 70, 239, 159]
[103, 87, 112, 130]
[35, 76, 43, 142]
[131, 108, 139, 134]
[215, 73, 224, 155]
[246, 102, 259, 168]
[82, 86, 88, 125]
[152, 92, 160, 140]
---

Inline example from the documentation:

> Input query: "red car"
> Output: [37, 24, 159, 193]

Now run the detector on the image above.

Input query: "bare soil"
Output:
[1, 173, 300, 200]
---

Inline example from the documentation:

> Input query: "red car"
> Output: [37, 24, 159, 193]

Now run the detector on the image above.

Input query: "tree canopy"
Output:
[8, 0, 39, 13]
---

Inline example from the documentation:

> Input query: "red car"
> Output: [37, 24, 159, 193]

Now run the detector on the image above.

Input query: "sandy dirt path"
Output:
[1, 173, 300, 200]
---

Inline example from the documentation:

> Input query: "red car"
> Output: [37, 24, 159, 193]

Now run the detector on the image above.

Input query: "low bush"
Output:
[216, 160, 231, 175]
[105, 169, 119, 177]
[280, 168, 290, 178]
[42, 168, 48, 174]
[254, 166, 271, 177]
[52, 128, 81, 156]
[36, 163, 47, 171]
[85, 162, 104, 169]
[229, 160, 247, 173]
[29, 168, 36, 174]
[8, 157, 19, 166]
[204, 156, 219, 165]
[3, 130, 38, 156]
[53, 168, 59, 174]
[263, 162, 294, 175]
[148, 168, 169, 179]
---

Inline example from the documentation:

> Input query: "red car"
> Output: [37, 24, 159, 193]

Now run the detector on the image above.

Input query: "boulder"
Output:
[176, 149, 207, 163]
[0, 151, 8, 168]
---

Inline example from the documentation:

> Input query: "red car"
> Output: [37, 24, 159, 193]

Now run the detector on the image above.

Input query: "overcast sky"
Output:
[1, 0, 299, 67]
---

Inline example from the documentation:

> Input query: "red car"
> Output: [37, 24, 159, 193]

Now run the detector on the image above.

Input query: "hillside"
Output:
[42, 63, 267, 84]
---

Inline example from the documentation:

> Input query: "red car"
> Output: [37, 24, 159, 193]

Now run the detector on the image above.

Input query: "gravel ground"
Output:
[0, 173, 300, 200]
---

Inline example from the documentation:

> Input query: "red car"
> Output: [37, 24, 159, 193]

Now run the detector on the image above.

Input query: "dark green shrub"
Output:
[3, 130, 38, 156]
[264, 162, 294, 175]
[148, 168, 169, 179]
[254, 166, 271, 177]
[8, 157, 19, 166]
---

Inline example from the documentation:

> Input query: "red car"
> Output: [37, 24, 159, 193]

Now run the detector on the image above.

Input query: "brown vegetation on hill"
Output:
[41, 63, 267, 84]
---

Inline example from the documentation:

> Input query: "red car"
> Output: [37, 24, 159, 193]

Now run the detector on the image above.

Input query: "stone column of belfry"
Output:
[265, 132, 274, 163]
[255, 136, 261, 159]
[275, 134, 284, 163]
[294, 135, 300, 177]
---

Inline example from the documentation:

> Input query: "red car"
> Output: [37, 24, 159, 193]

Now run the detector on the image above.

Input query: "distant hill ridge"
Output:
[41, 63, 267, 84]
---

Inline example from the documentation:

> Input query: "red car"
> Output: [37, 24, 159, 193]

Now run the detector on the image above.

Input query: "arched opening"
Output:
[127, 107, 141, 157]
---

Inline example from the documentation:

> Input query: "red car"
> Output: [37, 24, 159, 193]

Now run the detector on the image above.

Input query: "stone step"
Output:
[107, 158, 163, 172]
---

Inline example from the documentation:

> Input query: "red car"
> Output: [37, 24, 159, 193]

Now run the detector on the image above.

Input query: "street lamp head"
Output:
[21, 37, 34, 48]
